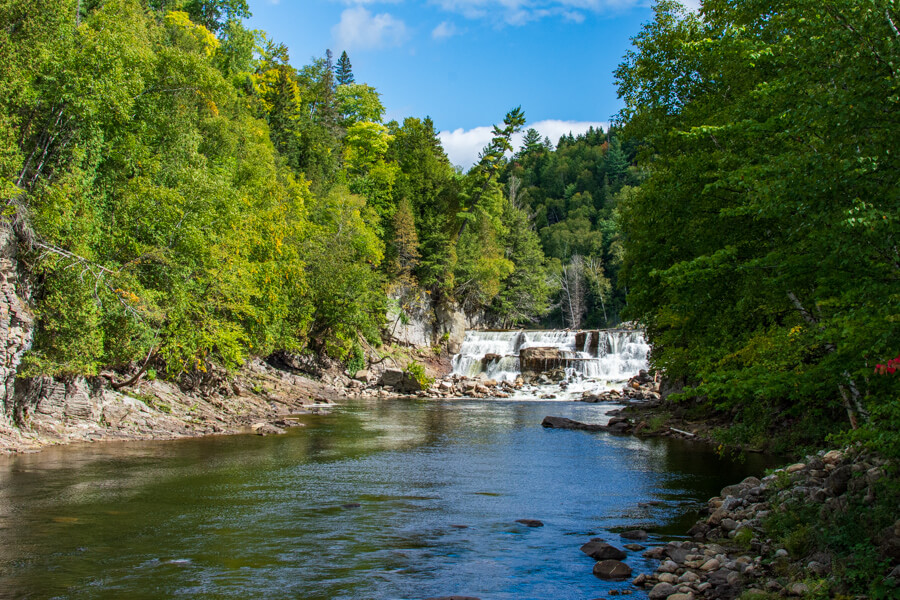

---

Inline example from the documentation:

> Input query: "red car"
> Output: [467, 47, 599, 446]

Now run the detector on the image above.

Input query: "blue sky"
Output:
[247, 1, 697, 167]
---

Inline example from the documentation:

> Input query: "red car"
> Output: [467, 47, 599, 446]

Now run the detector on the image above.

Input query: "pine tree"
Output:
[335, 50, 354, 86]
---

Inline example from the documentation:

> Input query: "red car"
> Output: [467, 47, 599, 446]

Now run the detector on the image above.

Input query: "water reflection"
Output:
[0, 399, 775, 599]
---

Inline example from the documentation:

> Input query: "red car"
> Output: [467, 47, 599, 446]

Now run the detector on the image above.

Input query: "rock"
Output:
[541, 416, 604, 431]
[658, 560, 679, 573]
[657, 572, 678, 584]
[353, 370, 370, 382]
[785, 463, 806, 474]
[822, 449, 844, 464]
[251, 423, 285, 436]
[621, 529, 648, 540]
[648, 582, 678, 600]
[667, 594, 694, 600]
[481, 354, 502, 364]
[787, 582, 809, 596]
[520, 347, 563, 374]
[699, 558, 720, 571]
[720, 518, 738, 532]
[624, 544, 645, 551]
[679, 571, 700, 583]
[643, 546, 668, 559]
[592, 559, 632, 580]
[424, 597, 481, 600]
[581, 541, 626, 561]
[774, 549, 788, 558]
[379, 368, 404, 387]
[666, 547, 691, 563]
[515, 519, 543, 527]
[825, 465, 853, 496]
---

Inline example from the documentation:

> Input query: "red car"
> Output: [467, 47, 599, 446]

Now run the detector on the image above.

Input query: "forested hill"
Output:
[0, 0, 633, 383]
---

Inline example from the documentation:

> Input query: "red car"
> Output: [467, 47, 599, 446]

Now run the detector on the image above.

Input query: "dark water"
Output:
[0, 399, 774, 600]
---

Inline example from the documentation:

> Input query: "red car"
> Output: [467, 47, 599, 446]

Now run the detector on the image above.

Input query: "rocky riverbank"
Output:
[581, 447, 899, 599]
[0, 357, 345, 454]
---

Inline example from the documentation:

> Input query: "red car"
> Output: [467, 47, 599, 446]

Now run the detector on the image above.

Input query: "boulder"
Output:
[648, 582, 678, 600]
[379, 368, 404, 387]
[541, 416, 604, 431]
[592, 559, 632, 580]
[580, 541, 626, 561]
[520, 347, 563, 374]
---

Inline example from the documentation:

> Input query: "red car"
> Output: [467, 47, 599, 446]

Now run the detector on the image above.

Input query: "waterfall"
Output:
[450, 329, 649, 383]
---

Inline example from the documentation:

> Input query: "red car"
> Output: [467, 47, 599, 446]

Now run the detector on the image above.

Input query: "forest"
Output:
[1, 0, 898, 454]
[0, 0, 634, 379]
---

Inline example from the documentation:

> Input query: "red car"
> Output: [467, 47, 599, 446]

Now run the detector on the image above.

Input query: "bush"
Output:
[405, 361, 433, 388]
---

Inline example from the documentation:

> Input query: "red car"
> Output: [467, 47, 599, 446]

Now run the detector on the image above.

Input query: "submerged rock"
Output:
[515, 519, 544, 527]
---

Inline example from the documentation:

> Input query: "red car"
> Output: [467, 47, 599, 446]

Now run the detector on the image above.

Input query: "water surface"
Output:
[0, 399, 772, 599]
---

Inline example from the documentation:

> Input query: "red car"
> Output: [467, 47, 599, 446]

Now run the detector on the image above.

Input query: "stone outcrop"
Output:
[519, 347, 562, 374]
[0, 222, 34, 422]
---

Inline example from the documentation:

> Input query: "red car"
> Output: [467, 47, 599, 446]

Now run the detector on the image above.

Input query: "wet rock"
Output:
[581, 541, 626, 561]
[424, 597, 481, 600]
[520, 347, 563, 374]
[541, 416, 604, 431]
[592, 559, 632, 580]
[624, 543, 645, 551]
[515, 519, 544, 527]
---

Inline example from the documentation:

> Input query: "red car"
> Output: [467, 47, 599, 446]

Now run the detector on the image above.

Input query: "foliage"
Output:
[405, 361, 433, 389]
[614, 0, 900, 448]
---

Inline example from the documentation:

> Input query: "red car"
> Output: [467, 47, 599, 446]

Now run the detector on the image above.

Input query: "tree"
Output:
[335, 50, 354, 85]
[183, 0, 250, 33]
[614, 0, 900, 449]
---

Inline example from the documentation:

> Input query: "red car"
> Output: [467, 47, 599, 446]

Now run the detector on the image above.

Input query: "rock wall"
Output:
[385, 290, 488, 355]
[0, 221, 34, 422]
[385, 291, 436, 347]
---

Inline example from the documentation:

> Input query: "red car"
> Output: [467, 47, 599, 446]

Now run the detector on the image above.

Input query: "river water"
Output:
[0, 398, 772, 599]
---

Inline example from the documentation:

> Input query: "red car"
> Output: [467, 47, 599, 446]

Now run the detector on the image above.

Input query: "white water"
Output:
[450, 329, 650, 400]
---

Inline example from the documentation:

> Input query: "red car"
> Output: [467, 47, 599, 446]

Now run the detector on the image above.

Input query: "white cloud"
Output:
[439, 119, 608, 169]
[432, 21, 460, 39]
[332, 7, 408, 50]
[429, 0, 649, 25]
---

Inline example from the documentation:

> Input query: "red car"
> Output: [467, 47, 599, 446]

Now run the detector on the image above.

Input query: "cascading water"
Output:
[450, 329, 650, 397]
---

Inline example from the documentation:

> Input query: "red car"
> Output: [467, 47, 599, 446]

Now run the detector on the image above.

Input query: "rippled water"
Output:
[0, 399, 773, 599]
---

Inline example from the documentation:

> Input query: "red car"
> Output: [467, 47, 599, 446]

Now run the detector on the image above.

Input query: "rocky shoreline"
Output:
[0, 357, 345, 454]
[634, 447, 897, 598]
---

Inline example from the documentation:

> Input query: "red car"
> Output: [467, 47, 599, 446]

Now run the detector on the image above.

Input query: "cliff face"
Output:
[0, 222, 34, 424]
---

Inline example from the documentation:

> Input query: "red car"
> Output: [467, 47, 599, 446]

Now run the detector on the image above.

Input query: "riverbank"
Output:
[627, 447, 899, 599]
[0, 358, 346, 454]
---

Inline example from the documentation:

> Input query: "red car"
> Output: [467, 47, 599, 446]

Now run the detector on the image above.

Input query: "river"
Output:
[0, 398, 772, 599]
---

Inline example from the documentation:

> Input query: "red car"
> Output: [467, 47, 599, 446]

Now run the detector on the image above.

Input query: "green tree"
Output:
[335, 50, 354, 85]
[615, 0, 900, 450]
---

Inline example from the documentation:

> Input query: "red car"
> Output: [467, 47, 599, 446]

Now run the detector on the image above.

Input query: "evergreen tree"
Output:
[335, 50, 354, 86]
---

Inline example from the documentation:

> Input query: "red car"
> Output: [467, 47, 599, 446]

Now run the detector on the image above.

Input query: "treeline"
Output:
[0, 0, 637, 381]
[614, 0, 899, 453]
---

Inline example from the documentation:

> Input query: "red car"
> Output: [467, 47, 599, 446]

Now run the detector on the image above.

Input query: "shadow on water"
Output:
[0, 398, 779, 600]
